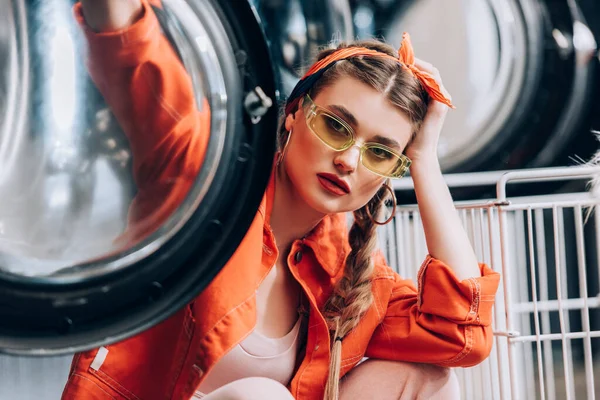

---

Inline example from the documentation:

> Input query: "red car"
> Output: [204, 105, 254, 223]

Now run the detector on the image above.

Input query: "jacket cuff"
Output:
[417, 256, 500, 326]
[73, 0, 161, 67]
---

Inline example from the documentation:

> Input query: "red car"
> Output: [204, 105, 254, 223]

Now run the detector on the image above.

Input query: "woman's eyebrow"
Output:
[372, 135, 402, 150]
[328, 105, 358, 127]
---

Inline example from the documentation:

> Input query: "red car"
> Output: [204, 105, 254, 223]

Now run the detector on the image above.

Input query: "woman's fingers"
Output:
[413, 58, 452, 103]
[414, 58, 438, 76]
[80, 0, 143, 32]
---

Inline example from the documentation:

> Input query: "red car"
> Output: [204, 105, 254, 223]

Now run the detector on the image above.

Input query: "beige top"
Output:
[193, 316, 303, 397]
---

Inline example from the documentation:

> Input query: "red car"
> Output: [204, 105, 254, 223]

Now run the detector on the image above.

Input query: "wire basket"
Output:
[383, 166, 600, 400]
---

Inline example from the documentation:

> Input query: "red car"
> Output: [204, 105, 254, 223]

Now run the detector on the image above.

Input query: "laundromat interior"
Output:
[0, 0, 599, 399]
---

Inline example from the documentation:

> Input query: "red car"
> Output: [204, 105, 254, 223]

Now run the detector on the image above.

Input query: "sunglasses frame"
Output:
[302, 94, 412, 178]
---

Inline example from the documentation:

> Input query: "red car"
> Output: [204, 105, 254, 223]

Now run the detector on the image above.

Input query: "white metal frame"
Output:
[383, 166, 600, 400]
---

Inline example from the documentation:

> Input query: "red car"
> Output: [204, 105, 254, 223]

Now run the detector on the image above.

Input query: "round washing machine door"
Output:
[0, 0, 277, 355]
[350, 0, 599, 173]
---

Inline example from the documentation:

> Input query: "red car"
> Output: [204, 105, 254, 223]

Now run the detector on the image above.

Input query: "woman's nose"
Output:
[333, 145, 361, 174]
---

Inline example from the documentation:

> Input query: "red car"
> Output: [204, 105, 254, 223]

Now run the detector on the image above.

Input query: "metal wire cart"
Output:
[385, 166, 600, 400]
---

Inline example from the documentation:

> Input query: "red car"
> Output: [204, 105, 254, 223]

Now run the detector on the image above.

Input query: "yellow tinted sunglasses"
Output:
[302, 94, 411, 178]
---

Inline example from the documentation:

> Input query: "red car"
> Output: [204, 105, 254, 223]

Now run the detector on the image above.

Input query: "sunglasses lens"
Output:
[362, 144, 411, 178]
[310, 112, 353, 150]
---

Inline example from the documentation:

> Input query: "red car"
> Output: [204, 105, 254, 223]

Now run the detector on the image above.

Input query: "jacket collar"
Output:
[303, 213, 350, 277]
[262, 167, 350, 277]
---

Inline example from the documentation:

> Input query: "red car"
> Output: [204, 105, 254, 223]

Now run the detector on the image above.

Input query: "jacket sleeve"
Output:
[73, 0, 210, 243]
[365, 255, 501, 367]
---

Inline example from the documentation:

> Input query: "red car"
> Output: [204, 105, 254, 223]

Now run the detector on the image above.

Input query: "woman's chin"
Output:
[303, 192, 355, 215]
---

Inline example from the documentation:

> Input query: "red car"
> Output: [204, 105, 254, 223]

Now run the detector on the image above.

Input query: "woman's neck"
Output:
[269, 167, 325, 253]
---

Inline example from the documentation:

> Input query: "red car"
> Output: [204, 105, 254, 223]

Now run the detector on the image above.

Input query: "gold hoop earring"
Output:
[366, 182, 397, 226]
[277, 129, 292, 166]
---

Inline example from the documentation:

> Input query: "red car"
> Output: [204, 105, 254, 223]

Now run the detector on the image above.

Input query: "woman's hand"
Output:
[80, 0, 143, 32]
[403, 59, 452, 164]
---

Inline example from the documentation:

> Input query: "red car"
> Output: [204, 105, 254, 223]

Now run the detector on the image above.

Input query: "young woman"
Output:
[63, 1, 500, 399]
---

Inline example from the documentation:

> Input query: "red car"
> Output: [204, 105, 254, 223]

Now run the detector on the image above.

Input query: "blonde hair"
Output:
[281, 39, 429, 400]
[321, 186, 391, 400]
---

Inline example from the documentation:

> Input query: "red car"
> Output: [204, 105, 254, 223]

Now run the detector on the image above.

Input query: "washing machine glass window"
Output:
[362, 0, 531, 171]
[0, 1, 228, 280]
[351, 0, 599, 174]
[0, 0, 277, 354]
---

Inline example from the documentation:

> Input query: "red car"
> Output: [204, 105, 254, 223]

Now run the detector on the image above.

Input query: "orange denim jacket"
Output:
[63, 2, 501, 399]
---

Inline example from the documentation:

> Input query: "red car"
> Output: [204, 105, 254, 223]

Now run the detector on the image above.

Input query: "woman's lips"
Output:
[317, 173, 350, 196]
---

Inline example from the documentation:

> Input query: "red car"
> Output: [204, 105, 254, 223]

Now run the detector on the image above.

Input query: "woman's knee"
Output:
[410, 363, 460, 400]
[340, 359, 460, 400]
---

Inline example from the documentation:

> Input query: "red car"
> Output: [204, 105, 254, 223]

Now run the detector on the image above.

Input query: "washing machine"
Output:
[0, 2, 354, 397]
[0, 0, 354, 358]
[0, 0, 280, 355]
[350, 0, 600, 174]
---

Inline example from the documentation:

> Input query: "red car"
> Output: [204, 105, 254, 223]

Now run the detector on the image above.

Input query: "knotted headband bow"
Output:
[285, 32, 454, 115]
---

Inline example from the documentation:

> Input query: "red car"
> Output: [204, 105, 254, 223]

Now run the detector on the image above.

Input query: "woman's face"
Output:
[283, 76, 414, 215]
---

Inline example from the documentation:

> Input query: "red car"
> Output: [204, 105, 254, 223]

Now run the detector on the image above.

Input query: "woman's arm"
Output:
[367, 61, 500, 370]
[74, 0, 211, 242]
[80, 0, 144, 32]
[365, 257, 500, 367]
[74, 0, 207, 177]
[405, 61, 480, 281]
[410, 158, 480, 281]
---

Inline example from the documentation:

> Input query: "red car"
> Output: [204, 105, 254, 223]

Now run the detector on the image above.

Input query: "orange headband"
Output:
[302, 32, 454, 109]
